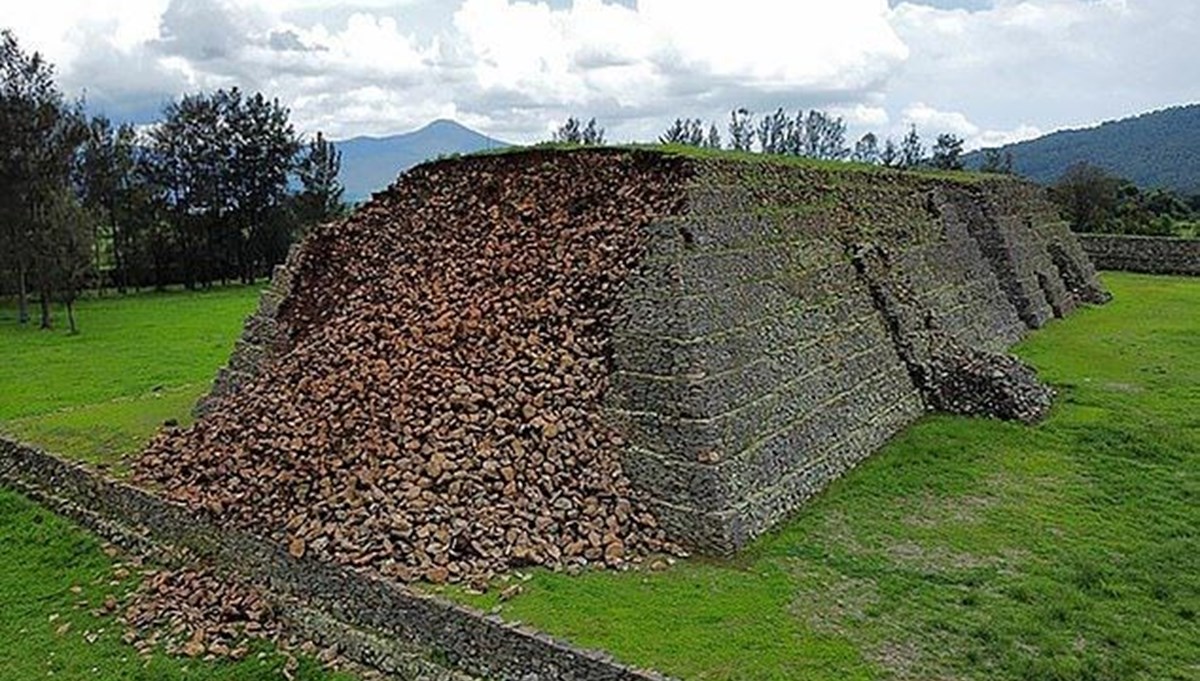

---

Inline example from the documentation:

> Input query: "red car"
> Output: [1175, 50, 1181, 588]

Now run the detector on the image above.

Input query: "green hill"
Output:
[966, 104, 1200, 193]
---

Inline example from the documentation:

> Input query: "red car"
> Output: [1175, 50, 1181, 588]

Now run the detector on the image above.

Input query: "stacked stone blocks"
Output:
[1078, 234, 1200, 276]
[608, 162, 1107, 553]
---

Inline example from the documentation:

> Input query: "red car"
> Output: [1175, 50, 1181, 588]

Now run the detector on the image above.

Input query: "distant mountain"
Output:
[336, 120, 511, 202]
[965, 104, 1200, 194]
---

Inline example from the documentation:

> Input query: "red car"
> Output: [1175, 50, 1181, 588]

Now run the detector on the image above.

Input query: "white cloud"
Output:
[972, 124, 1043, 148]
[2, 0, 1196, 148]
[7, 0, 913, 140]
[899, 103, 1042, 150]
[637, 0, 907, 90]
[886, 0, 1199, 140]
[453, 0, 908, 103]
[3, 0, 168, 66]
[834, 104, 891, 128]
[902, 102, 977, 137]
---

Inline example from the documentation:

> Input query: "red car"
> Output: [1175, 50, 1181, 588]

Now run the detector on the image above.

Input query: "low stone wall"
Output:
[1079, 234, 1200, 276]
[0, 438, 673, 681]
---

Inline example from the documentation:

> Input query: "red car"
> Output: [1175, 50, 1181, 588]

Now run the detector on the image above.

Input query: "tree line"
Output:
[554, 109, 994, 173]
[1052, 162, 1199, 238]
[0, 30, 345, 332]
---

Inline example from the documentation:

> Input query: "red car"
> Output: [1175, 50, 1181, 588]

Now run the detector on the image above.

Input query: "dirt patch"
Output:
[902, 493, 999, 529]
[789, 567, 946, 680]
[884, 540, 1005, 573]
[820, 510, 868, 554]
[1101, 382, 1144, 394]
[870, 639, 924, 679]
[789, 568, 880, 636]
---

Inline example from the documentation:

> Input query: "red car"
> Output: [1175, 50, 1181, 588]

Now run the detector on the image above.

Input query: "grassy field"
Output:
[0, 287, 354, 681]
[1, 274, 1197, 681]
[0, 487, 355, 680]
[0, 286, 261, 470]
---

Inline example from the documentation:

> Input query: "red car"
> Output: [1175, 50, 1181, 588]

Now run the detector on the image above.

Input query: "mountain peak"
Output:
[338, 120, 511, 202]
[423, 118, 470, 132]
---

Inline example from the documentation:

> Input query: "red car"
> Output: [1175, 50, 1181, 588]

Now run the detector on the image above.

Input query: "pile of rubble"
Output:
[136, 150, 690, 585]
[121, 568, 282, 661]
[921, 339, 1055, 425]
[851, 241, 1055, 425]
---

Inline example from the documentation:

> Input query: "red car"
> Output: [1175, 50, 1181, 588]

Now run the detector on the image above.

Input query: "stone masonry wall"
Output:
[1079, 234, 1200, 276]
[608, 162, 1108, 553]
[195, 243, 303, 416]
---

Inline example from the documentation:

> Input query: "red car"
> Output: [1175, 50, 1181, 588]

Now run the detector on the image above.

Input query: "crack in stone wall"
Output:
[849, 241, 1054, 425]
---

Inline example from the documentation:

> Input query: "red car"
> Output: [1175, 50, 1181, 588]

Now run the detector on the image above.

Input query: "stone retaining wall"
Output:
[1078, 234, 1200, 276]
[196, 243, 303, 416]
[609, 163, 1107, 553]
[0, 438, 673, 681]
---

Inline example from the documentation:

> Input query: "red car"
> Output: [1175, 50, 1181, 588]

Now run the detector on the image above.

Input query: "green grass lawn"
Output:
[0, 487, 356, 680]
[1, 274, 1197, 681]
[0, 286, 260, 470]
[435, 273, 1199, 681]
[0, 286, 349, 679]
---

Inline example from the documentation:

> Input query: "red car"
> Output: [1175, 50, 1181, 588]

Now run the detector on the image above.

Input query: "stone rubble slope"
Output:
[137, 150, 690, 585]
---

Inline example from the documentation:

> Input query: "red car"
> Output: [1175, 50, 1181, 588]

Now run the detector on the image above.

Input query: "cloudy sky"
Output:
[3, 0, 1197, 148]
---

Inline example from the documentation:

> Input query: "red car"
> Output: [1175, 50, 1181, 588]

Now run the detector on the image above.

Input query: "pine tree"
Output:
[852, 133, 880, 165]
[900, 125, 925, 169]
[0, 29, 71, 324]
[581, 118, 605, 145]
[660, 118, 705, 146]
[226, 90, 301, 283]
[553, 117, 605, 145]
[553, 117, 582, 144]
[145, 89, 299, 287]
[880, 138, 900, 167]
[705, 123, 722, 150]
[728, 109, 754, 152]
[80, 116, 140, 292]
[32, 188, 95, 333]
[931, 134, 965, 170]
[980, 148, 1015, 175]
[295, 132, 345, 231]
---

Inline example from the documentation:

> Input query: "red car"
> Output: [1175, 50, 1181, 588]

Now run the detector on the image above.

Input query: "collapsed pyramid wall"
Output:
[607, 161, 1107, 552]
[198, 245, 302, 416]
[143, 150, 693, 584]
[180, 150, 1107, 569]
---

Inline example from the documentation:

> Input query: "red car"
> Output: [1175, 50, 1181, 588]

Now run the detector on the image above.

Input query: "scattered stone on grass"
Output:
[119, 568, 280, 662]
[111, 566, 388, 679]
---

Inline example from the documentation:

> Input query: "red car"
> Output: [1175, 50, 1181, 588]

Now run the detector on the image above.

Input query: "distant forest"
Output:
[553, 111, 977, 172]
[965, 105, 1200, 195]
